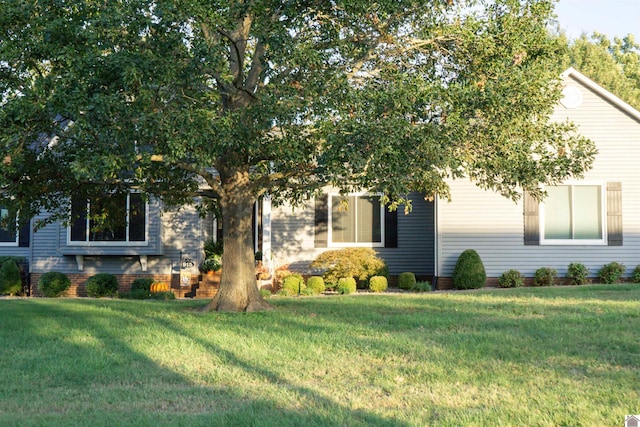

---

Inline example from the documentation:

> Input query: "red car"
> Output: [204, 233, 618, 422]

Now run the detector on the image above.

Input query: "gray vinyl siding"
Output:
[29, 202, 204, 276]
[437, 74, 640, 279]
[271, 191, 434, 276]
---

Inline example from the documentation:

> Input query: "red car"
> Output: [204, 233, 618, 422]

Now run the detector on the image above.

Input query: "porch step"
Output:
[191, 280, 219, 299]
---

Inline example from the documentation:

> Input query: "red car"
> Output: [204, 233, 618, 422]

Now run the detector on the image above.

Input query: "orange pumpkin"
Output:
[150, 282, 169, 293]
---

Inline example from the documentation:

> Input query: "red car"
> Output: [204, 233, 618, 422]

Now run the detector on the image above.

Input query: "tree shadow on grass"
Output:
[0, 299, 409, 426]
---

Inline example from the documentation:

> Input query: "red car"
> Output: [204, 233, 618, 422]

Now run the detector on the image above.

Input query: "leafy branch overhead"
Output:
[1, 0, 595, 218]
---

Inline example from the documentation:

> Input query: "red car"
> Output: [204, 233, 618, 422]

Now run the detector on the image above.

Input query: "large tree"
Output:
[0, 0, 595, 311]
[559, 32, 640, 110]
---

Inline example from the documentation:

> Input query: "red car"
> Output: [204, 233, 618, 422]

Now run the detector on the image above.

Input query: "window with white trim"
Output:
[541, 184, 605, 244]
[69, 193, 148, 245]
[0, 206, 18, 246]
[328, 194, 384, 246]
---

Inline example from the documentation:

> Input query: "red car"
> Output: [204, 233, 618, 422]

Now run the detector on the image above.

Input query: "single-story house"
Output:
[2, 67, 639, 295]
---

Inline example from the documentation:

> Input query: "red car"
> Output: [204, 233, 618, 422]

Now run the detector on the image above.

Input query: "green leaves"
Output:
[0, 0, 596, 221]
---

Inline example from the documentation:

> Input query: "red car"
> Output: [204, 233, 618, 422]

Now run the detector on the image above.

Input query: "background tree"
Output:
[559, 32, 640, 110]
[0, 0, 595, 312]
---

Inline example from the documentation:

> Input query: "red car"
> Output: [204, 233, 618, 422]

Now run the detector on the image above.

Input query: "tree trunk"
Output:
[202, 167, 271, 312]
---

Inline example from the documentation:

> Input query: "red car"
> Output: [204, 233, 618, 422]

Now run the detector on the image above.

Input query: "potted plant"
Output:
[199, 257, 222, 282]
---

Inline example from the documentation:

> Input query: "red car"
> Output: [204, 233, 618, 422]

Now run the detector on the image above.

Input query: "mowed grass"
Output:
[1, 284, 639, 426]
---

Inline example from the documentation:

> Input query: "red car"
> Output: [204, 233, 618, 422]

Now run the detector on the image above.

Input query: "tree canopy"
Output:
[1, 0, 596, 311]
[559, 32, 640, 110]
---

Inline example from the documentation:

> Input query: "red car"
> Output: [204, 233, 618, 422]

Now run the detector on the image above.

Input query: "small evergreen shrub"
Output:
[309, 248, 386, 287]
[299, 287, 316, 296]
[282, 273, 305, 295]
[85, 273, 119, 298]
[276, 288, 295, 297]
[259, 288, 272, 298]
[149, 291, 175, 300]
[130, 278, 154, 293]
[336, 277, 357, 294]
[411, 281, 432, 292]
[498, 269, 524, 288]
[598, 262, 625, 284]
[38, 272, 71, 297]
[369, 276, 388, 293]
[566, 263, 589, 286]
[121, 278, 154, 299]
[306, 276, 326, 294]
[0, 260, 22, 295]
[398, 272, 416, 290]
[452, 249, 486, 290]
[533, 267, 557, 287]
[631, 266, 640, 283]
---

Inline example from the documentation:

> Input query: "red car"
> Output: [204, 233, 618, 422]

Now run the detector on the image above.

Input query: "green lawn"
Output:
[1, 284, 639, 426]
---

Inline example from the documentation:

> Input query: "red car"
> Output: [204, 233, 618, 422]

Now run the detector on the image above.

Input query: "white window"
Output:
[328, 193, 384, 247]
[541, 184, 605, 245]
[69, 193, 148, 245]
[0, 206, 18, 246]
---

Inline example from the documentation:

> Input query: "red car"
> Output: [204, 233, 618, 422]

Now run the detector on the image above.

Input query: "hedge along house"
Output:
[434, 68, 640, 287]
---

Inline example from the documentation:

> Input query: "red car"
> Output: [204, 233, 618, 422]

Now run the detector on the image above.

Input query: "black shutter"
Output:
[314, 194, 328, 248]
[18, 220, 30, 247]
[523, 191, 539, 245]
[384, 208, 398, 248]
[607, 182, 623, 246]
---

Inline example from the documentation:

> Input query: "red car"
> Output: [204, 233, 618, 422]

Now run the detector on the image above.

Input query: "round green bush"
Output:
[632, 266, 640, 283]
[0, 260, 22, 295]
[38, 272, 71, 297]
[566, 263, 589, 286]
[282, 274, 305, 295]
[306, 276, 325, 294]
[498, 269, 524, 288]
[85, 273, 119, 298]
[533, 267, 557, 287]
[398, 272, 416, 290]
[130, 278, 154, 292]
[411, 281, 432, 292]
[598, 262, 625, 284]
[336, 277, 357, 294]
[452, 249, 486, 290]
[369, 276, 388, 293]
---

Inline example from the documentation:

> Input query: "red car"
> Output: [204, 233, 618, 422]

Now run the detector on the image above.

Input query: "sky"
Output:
[553, 0, 640, 41]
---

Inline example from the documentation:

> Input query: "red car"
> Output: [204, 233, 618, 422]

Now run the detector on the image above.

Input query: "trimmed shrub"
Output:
[533, 267, 557, 287]
[411, 281, 432, 292]
[131, 278, 154, 293]
[86, 273, 119, 298]
[309, 248, 386, 287]
[398, 272, 416, 290]
[149, 291, 175, 300]
[336, 277, 357, 294]
[282, 273, 305, 295]
[38, 272, 71, 297]
[498, 269, 524, 288]
[369, 276, 388, 293]
[276, 288, 295, 297]
[632, 266, 640, 283]
[306, 276, 326, 294]
[566, 263, 589, 286]
[259, 288, 272, 298]
[0, 260, 22, 295]
[452, 249, 486, 290]
[598, 262, 625, 284]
